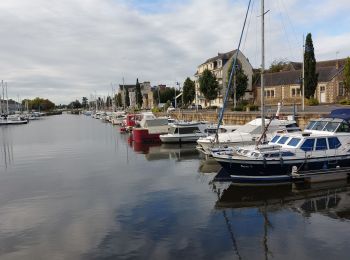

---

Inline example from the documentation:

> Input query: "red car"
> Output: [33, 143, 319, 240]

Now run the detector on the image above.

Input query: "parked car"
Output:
[188, 104, 202, 109]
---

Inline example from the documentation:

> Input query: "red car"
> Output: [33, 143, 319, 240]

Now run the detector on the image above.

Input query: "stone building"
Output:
[118, 81, 154, 109]
[194, 50, 254, 108]
[254, 58, 347, 105]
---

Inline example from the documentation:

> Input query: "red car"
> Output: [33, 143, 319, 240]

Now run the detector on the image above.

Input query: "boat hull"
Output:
[215, 156, 350, 182]
[160, 135, 203, 143]
[132, 128, 166, 143]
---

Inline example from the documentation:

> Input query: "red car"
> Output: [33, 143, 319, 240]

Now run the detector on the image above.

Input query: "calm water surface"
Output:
[0, 114, 350, 259]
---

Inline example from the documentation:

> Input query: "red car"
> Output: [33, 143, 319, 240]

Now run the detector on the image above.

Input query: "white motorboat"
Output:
[197, 117, 300, 155]
[159, 121, 210, 143]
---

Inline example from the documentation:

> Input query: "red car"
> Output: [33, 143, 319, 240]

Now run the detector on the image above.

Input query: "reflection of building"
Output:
[255, 59, 347, 105]
[194, 50, 254, 108]
[119, 81, 154, 109]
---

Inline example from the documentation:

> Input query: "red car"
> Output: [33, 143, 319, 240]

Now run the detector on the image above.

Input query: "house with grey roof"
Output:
[254, 58, 346, 105]
[194, 49, 253, 108]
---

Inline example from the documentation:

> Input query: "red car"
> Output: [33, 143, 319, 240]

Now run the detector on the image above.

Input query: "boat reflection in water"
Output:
[211, 180, 350, 259]
[132, 142, 200, 161]
[213, 179, 350, 215]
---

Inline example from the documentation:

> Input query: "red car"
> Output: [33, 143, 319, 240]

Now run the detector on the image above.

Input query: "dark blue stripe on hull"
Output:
[215, 158, 350, 182]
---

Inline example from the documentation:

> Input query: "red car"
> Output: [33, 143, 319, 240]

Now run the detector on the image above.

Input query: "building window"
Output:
[339, 82, 345, 96]
[264, 89, 275, 98]
[291, 87, 301, 97]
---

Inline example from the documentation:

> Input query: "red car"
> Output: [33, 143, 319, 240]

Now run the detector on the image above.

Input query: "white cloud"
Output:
[0, 0, 349, 104]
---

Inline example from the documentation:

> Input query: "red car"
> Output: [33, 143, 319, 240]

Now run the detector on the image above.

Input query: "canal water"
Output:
[0, 114, 350, 260]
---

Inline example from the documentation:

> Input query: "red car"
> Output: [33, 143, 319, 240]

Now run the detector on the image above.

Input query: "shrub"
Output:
[339, 99, 350, 105]
[206, 105, 218, 109]
[232, 106, 244, 111]
[246, 104, 259, 111]
[306, 98, 319, 106]
[152, 107, 161, 113]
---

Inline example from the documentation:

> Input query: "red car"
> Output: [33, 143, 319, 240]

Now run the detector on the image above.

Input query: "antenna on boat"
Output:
[214, 0, 252, 143]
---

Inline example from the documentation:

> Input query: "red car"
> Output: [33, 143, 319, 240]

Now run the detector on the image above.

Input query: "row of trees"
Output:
[22, 97, 55, 111]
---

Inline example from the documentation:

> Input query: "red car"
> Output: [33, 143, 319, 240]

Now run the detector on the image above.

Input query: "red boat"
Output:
[119, 114, 140, 133]
[132, 112, 169, 143]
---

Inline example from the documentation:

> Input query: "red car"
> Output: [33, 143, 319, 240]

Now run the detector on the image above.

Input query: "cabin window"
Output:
[300, 139, 315, 151]
[305, 121, 316, 130]
[268, 153, 280, 158]
[277, 136, 289, 144]
[286, 123, 298, 128]
[219, 128, 227, 133]
[271, 135, 280, 143]
[205, 128, 217, 134]
[179, 127, 200, 134]
[169, 127, 178, 134]
[337, 122, 350, 132]
[315, 138, 327, 150]
[328, 137, 341, 149]
[324, 122, 339, 132]
[287, 138, 301, 147]
[312, 121, 328, 131]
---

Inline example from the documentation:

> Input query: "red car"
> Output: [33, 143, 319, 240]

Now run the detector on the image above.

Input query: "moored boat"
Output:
[212, 109, 350, 183]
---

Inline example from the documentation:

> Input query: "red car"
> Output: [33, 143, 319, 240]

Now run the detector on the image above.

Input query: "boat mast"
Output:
[6, 82, 9, 115]
[260, 0, 265, 135]
[302, 34, 305, 111]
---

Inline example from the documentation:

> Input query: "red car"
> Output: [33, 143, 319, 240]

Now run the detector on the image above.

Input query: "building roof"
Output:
[255, 61, 344, 87]
[200, 50, 237, 66]
[119, 84, 136, 91]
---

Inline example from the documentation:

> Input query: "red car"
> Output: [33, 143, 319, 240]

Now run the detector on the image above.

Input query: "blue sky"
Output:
[0, 0, 349, 104]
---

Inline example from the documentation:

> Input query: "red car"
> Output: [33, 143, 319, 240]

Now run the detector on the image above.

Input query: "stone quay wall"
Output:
[156, 111, 328, 129]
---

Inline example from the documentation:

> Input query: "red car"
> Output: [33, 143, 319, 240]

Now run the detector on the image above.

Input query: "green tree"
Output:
[343, 57, 350, 96]
[304, 33, 318, 98]
[199, 69, 219, 106]
[116, 93, 123, 107]
[106, 96, 112, 108]
[182, 77, 195, 106]
[82, 97, 88, 108]
[125, 89, 130, 107]
[69, 100, 82, 109]
[268, 59, 290, 73]
[227, 63, 248, 102]
[135, 78, 143, 108]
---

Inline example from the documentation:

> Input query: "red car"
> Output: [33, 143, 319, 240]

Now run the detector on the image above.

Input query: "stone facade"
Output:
[119, 81, 154, 109]
[255, 59, 347, 106]
[194, 50, 253, 108]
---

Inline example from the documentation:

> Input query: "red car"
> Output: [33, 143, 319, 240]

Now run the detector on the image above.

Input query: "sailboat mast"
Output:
[302, 34, 305, 111]
[260, 0, 265, 134]
[6, 82, 9, 115]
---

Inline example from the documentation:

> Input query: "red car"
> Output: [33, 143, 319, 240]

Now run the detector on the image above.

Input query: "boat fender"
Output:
[291, 166, 299, 176]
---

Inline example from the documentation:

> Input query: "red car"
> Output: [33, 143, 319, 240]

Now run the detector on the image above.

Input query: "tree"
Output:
[304, 33, 318, 98]
[82, 97, 88, 108]
[227, 63, 248, 102]
[116, 93, 123, 107]
[182, 77, 195, 106]
[344, 57, 350, 96]
[106, 96, 112, 108]
[135, 78, 143, 108]
[268, 59, 290, 73]
[199, 69, 219, 106]
[68, 100, 82, 109]
[125, 88, 130, 107]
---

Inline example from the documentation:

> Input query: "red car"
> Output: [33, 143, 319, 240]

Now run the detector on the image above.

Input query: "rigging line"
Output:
[276, 0, 296, 62]
[242, 0, 255, 53]
[215, 0, 252, 141]
[279, 0, 300, 55]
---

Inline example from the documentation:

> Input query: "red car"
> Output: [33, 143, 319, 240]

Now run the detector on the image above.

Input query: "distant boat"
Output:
[0, 115, 28, 125]
[159, 121, 210, 143]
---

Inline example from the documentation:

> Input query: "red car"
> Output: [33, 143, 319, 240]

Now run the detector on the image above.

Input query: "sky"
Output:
[0, 0, 350, 104]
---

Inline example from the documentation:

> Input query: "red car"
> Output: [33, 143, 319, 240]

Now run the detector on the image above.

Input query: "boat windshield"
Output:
[235, 124, 261, 134]
[169, 126, 178, 134]
[323, 122, 340, 132]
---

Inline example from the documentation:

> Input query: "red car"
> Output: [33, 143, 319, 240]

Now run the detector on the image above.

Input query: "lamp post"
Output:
[176, 82, 181, 109]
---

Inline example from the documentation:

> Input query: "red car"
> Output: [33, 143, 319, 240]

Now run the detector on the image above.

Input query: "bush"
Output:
[206, 105, 218, 109]
[152, 107, 161, 113]
[245, 104, 259, 111]
[306, 98, 319, 106]
[339, 99, 350, 105]
[232, 106, 244, 111]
